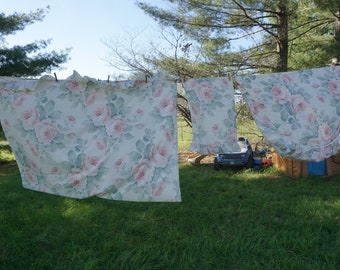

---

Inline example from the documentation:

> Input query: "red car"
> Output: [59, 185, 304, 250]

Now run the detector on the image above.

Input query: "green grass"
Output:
[177, 118, 192, 150]
[177, 117, 265, 151]
[0, 141, 15, 164]
[0, 163, 339, 269]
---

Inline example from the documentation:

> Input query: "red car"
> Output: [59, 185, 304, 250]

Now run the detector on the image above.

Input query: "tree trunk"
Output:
[334, 10, 340, 64]
[276, 1, 289, 72]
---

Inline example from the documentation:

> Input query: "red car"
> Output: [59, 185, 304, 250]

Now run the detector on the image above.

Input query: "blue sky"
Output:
[2, 0, 163, 79]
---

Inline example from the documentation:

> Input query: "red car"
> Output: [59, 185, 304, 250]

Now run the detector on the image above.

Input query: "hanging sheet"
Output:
[236, 66, 340, 161]
[183, 77, 240, 154]
[0, 71, 181, 202]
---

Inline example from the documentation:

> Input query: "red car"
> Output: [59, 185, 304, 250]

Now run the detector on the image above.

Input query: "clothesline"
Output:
[0, 71, 182, 202]
[1, 66, 340, 202]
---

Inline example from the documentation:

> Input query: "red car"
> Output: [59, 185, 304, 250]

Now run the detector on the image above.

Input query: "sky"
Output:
[2, 0, 164, 79]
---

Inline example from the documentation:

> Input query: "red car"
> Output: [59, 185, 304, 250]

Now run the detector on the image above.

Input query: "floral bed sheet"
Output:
[236, 66, 340, 161]
[0, 72, 181, 202]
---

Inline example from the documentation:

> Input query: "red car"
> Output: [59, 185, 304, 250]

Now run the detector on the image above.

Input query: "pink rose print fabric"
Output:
[0, 71, 181, 202]
[183, 77, 240, 154]
[236, 66, 340, 161]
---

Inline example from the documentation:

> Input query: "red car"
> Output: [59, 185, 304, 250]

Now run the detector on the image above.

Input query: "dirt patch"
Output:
[178, 150, 215, 164]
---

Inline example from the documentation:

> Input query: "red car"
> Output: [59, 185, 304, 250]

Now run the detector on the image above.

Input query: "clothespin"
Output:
[54, 73, 58, 82]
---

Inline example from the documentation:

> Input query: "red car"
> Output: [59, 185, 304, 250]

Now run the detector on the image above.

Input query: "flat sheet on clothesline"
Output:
[183, 77, 240, 154]
[0, 71, 181, 202]
[236, 66, 340, 161]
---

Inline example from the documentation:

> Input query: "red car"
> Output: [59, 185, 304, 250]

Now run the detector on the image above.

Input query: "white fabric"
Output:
[236, 66, 340, 161]
[183, 77, 240, 154]
[0, 71, 181, 202]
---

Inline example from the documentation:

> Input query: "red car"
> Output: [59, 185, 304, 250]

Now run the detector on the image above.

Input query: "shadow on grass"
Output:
[0, 163, 339, 269]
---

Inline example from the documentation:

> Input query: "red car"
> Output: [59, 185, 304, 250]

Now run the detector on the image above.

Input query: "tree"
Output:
[104, 1, 339, 157]
[137, 0, 340, 74]
[103, 27, 204, 127]
[0, 7, 70, 77]
[0, 7, 70, 140]
[312, 0, 340, 65]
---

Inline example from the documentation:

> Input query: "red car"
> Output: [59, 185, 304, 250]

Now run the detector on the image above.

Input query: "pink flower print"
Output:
[212, 124, 219, 134]
[281, 74, 294, 84]
[152, 87, 163, 98]
[328, 80, 340, 99]
[307, 113, 317, 127]
[91, 105, 111, 126]
[86, 92, 97, 105]
[262, 115, 272, 127]
[24, 167, 38, 187]
[13, 94, 26, 107]
[164, 129, 174, 143]
[82, 155, 101, 176]
[133, 160, 154, 185]
[249, 99, 265, 116]
[2, 119, 10, 128]
[308, 145, 332, 162]
[135, 108, 144, 117]
[318, 123, 333, 142]
[317, 96, 325, 103]
[278, 123, 292, 137]
[307, 138, 319, 147]
[105, 116, 127, 138]
[65, 80, 86, 94]
[158, 98, 176, 117]
[336, 68, 340, 76]
[190, 103, 200, 116]
[271, 84, 290, 104]
[114, 158, 124, 169]
[185, 79, 198, 89]
[68, 169, 87, 190]
[196, 82, 215, 102]
[134, 123, 145, 129]
[322, 145, 333, 158]
[51, 167, 59, 174]
[152, 182, 165, 197]
[95, 137, 107, 151]
[290, 95, 307, 114]
[27, 159, 38, 171]
[29, 143, 40, 157]
[66, 115, 77, 125]
[22, 109, 40, 130]
[151, 144, 169, 168]
[35, 119, 58, 144]
[220, 78, 230, 87]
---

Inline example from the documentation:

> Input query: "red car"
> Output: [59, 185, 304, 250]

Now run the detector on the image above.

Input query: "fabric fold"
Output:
[0, 71, 181, 202]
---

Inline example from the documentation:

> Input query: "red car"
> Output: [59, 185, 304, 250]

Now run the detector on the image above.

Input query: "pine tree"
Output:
[137, 0, 340, 74]
[0, 7, 70, 140]
[0, 7, 69, 77]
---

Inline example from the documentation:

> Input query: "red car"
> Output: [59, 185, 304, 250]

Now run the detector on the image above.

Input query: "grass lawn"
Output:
[177, 116, 265, 150]
[0, 161, 339, 269]
[177, 118, 192, 150]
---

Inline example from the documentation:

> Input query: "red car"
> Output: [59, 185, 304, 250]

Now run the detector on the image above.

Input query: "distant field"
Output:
[177, 117, 264, 151]
[177, 118, 192, 150]
[0, 141, 15, 163]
